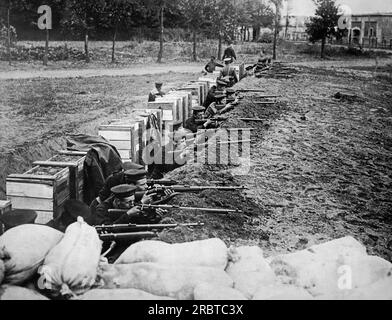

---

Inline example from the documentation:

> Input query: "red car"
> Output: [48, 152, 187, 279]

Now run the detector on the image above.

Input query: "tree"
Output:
[62, 0, 104, 62]
[101, 0, 135, 63]
[178, 0, 208, 61]
[271, 0, 282, 60]
[205, 0, 238, 59]
[305, 0, 340, 58]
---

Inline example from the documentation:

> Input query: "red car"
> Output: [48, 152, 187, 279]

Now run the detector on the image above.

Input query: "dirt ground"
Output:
[158, 57, 392, 262]
[1, 44, 391, 261]
[0, 71, 199, 198]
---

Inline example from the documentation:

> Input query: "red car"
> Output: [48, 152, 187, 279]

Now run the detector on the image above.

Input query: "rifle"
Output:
[195, 116, 228, 125]
[235, 89, 265, 93]
[149, 185, 246, 193]
[147, 179, 179, 187]
[96, 222, 204, 234]
[109, 205, 241, 215]
[99, 231, 156, 242]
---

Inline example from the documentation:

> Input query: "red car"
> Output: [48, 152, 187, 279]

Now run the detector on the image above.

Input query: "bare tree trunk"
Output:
[273, 5, 279, 60]
[157, 6, 164, 63]
[7, 5, 11, 66]
[85, 32, 90, 63]
[111, 25, 117, 63]
[43, 29, 49, 66]
[321, 37, 326, 59]
[192, 29, 197, 62]
[218, 33, 222, 60]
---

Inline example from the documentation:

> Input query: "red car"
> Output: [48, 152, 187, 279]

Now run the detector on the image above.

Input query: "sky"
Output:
[282, 0, 392, 16]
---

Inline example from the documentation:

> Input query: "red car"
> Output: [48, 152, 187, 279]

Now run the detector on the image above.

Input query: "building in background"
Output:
[347, 13, 392, 48]
[280, 15, 310, 41]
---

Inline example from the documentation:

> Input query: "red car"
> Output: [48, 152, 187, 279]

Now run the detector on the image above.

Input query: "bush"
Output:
[0, 24, 17, 47]
[258, 33, 273, 44]
[0, 44, 89, 61]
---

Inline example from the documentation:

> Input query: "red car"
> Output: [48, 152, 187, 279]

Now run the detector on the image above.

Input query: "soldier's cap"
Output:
[214, 94, 226, 100]
[226, 97, 236, 102]
[63, 199, 93, 224]
[226, 88, 235, 94]
[111, 184, 137, 199]
[155, 82, 163, 86]
[124, 168, 148, 181]
[192, 105, 206, 112]
[123, 162, 144, 171]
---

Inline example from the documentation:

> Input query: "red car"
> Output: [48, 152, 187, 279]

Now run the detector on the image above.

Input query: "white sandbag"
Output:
[39, 218, 102, 297]
[98, 262, 234, 300]
[270, 238, 391, 297]
[115, 238, 228, 270]
[0, 285, 49, 300]
[253, 284, 313, 300]
[226, 246, 276, 299]
[0, 256, 4, 285]
[80, 289, 175, 300]
[345, 276, 392, 300]
[0, 225, 63, 284]
[308, 236, 367, 259]
[194, 283, 248, 300]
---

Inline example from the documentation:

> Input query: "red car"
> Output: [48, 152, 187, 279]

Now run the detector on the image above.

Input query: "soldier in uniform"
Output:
[222, 42, 237, 63]
[94, 184, 165, 226]
[148, 82, 165, 102]
[204, 56, 223, 73]
[184, 106, 219, 134]
[219, 58, 238, 87]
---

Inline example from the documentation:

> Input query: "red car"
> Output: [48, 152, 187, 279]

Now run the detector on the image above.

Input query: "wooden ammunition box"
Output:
[33, 151, 86, 202]
[6, 165, 72, 224]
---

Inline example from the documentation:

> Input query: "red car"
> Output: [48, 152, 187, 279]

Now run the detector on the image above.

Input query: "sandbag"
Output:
[226, 246, 276, 299]
[0, 259, 4, 285]
[115, 238, 228, 270]
[98, 262, 234, 300]
[252, 284, 313, 300]
[39, 217, 102, 297]
[194, 283, 248, 300]
[79, 289, 175, 300]
[270, 238, 391, 297]
[309, 236, 367, 258]
[0, 224, 63, 284]
[0, 285, 49, 300]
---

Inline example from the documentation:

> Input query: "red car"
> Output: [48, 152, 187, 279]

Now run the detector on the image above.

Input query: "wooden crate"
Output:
[0, 200, 12, 234]
[6, 165, 71, 224]
[178, 86, 200, 106]
[188, 82, 206, 104]
[99, 119, 147, 164]
[198, 77, 217, 90]
[168, 91, 192, 122]
[155, 96, 182, 122]
[33, 151, 86, 202]
[148, 101, 178, 123]
[99, 123, 135, 162]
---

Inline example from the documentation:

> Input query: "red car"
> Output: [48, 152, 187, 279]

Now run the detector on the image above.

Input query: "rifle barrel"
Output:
[96, 222, 204, 233]
[99, 232, 156, 242]
[141, 204, 241, 214]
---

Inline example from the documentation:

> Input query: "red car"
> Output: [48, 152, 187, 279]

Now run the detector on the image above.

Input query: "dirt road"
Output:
[0, 63, 204, 80]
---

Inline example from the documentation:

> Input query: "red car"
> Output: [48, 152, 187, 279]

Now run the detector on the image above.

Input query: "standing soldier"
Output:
[222, 42, 237, 63]
[148, 82, 165, 102]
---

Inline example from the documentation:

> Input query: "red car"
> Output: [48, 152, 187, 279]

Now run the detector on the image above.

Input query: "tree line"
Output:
[0, 0, 280, 64]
